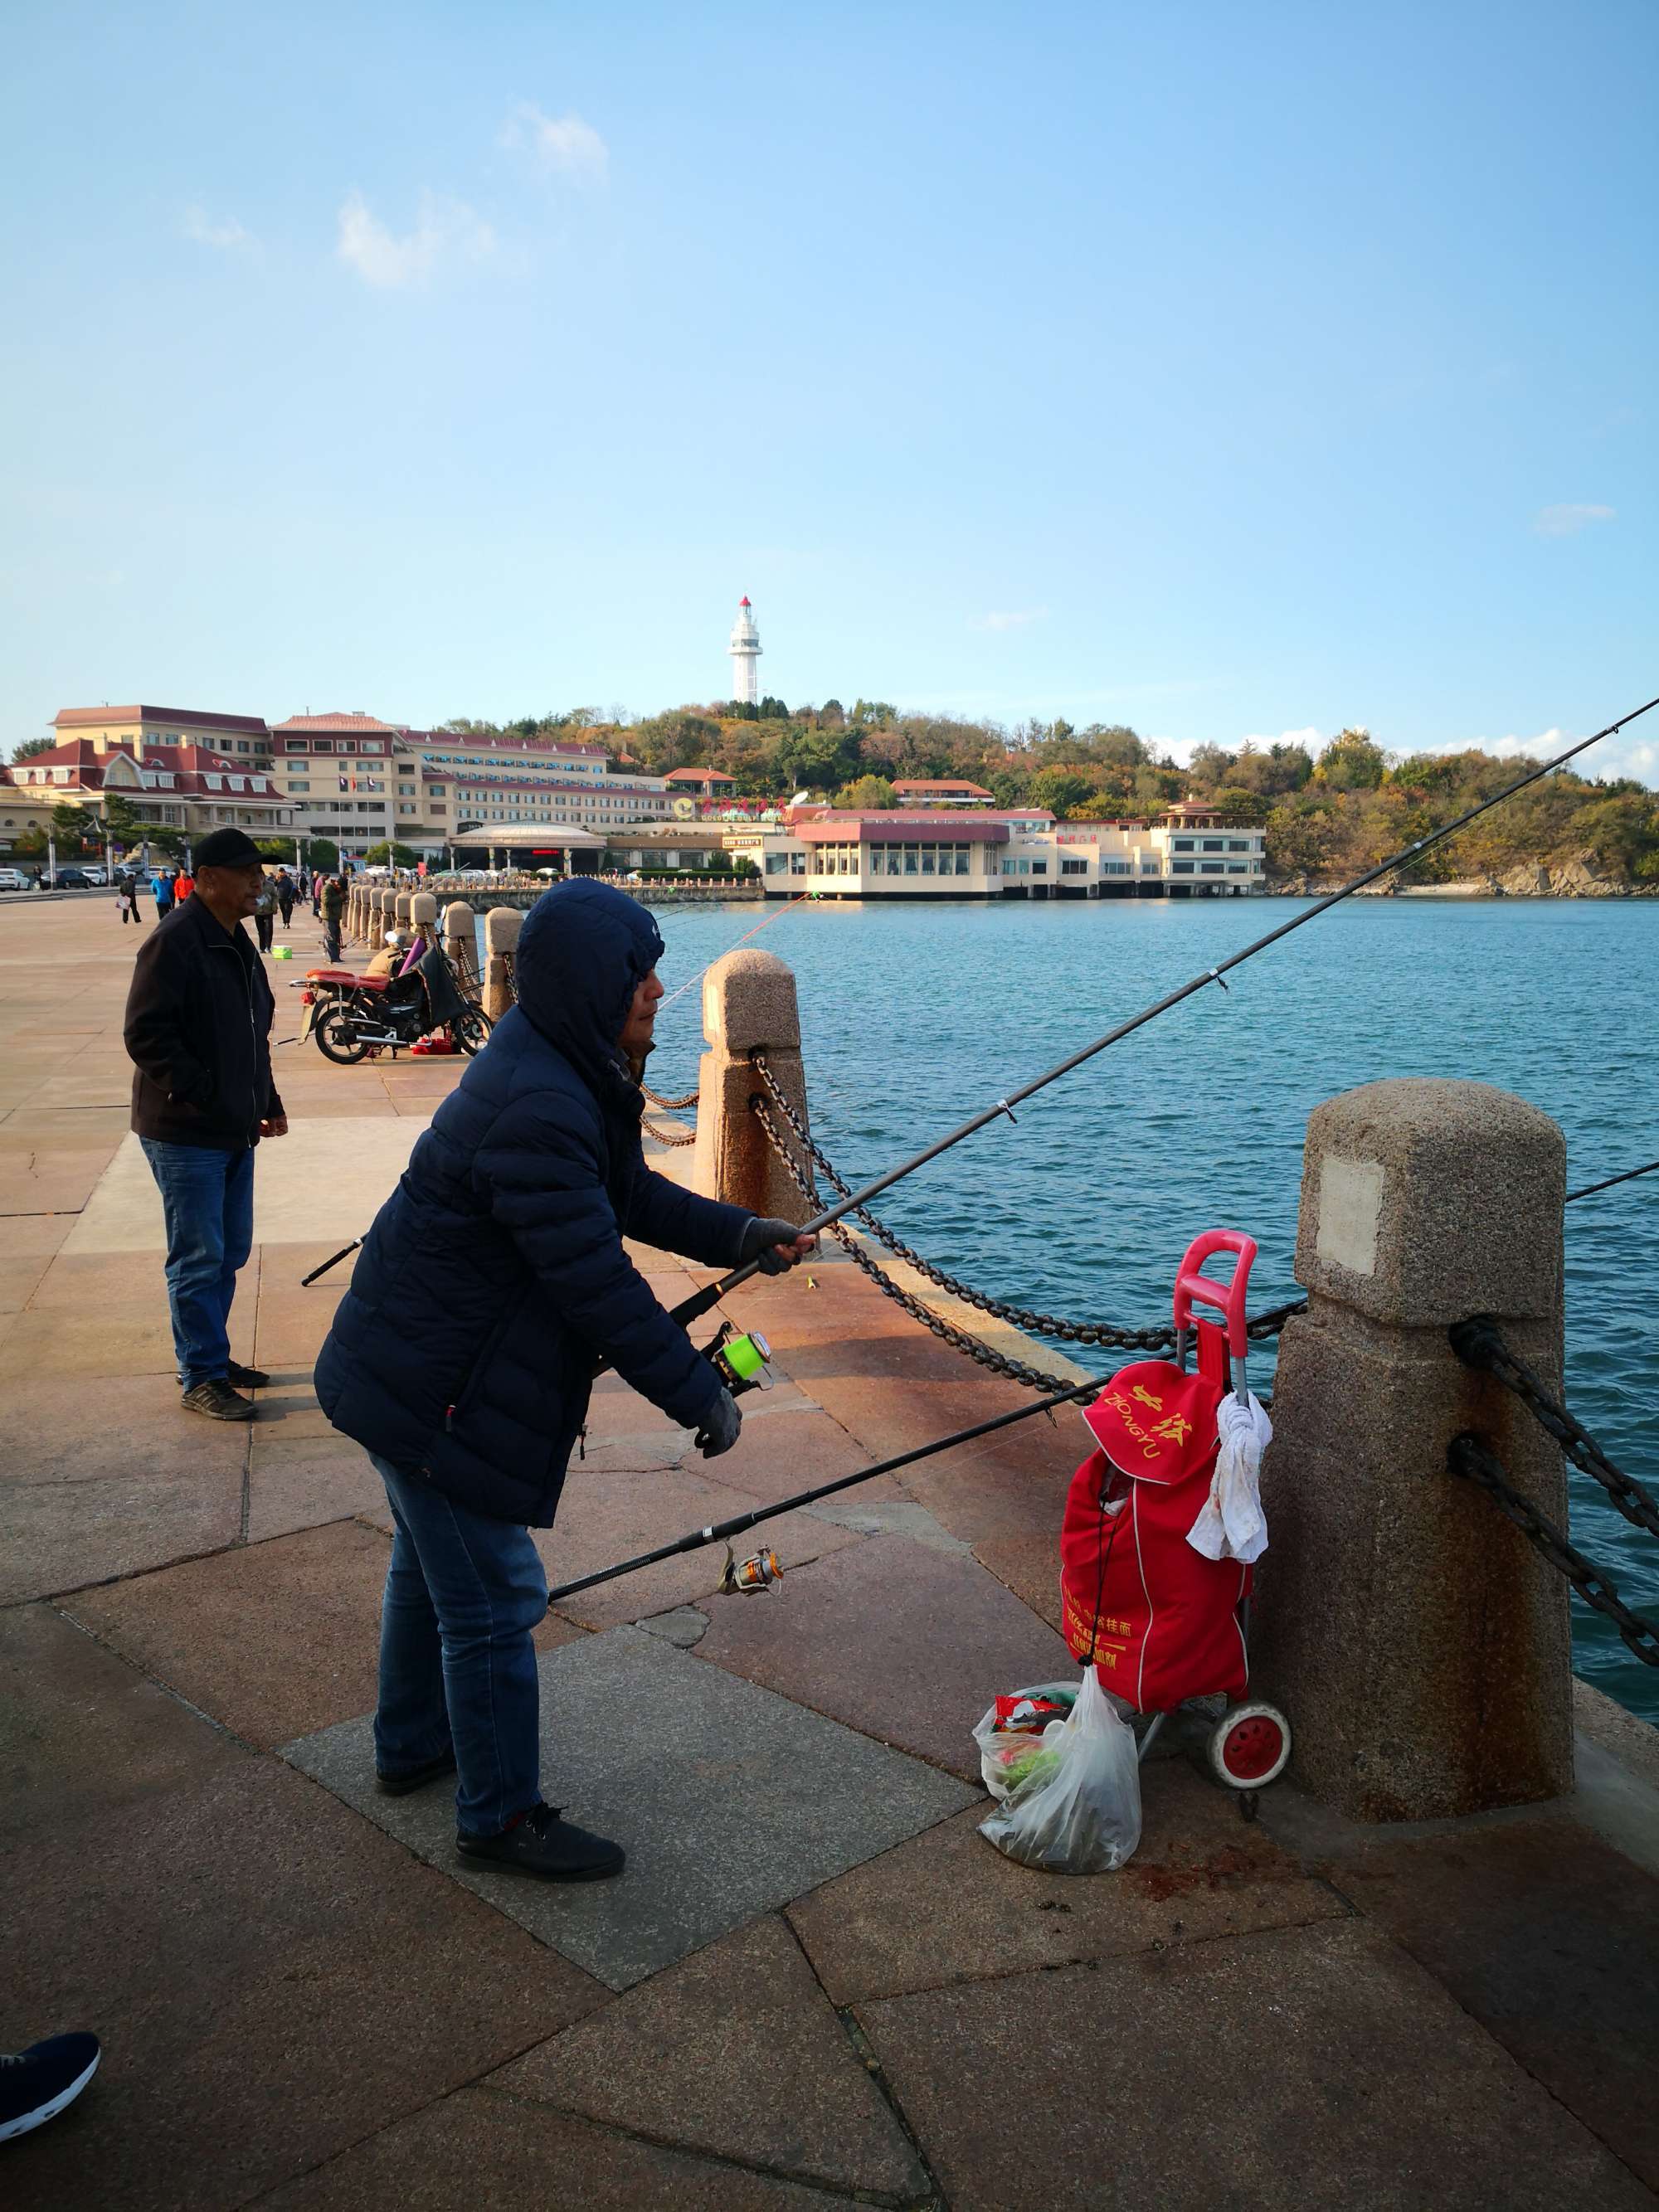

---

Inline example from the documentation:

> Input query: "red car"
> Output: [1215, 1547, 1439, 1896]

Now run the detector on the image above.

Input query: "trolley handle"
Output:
[1172, 1229, 1258, 1359]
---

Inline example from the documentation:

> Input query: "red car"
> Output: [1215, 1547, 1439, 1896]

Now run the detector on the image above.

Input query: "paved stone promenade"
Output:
[3, 892, 1659, 2209]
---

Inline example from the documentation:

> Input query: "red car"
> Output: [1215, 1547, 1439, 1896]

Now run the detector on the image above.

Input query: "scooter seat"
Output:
[305, 968, 389, 991]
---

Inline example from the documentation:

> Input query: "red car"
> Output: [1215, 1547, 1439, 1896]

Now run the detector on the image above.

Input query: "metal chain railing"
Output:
[643, 1082, 700, 1112]
[1450, 1317, 1659, 1542]
[750, 1088, 1086, 1393]
[1447, 1435, 1659, 1668]
[750, 1051, 1305, 1354]
[644, 1115, 698, 1148]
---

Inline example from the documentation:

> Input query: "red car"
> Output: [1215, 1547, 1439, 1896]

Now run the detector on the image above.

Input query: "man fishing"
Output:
[315, 881, 812, 1883]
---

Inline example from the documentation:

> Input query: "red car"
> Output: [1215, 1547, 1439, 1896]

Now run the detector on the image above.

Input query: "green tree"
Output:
[1315, 727, 1387, 790]
[302, 836, 338, 869]
[51, 801, 95, 850]
[834, 774, 897, 809]
[98, 792, 142, 843]
[819, 698, 846, 728]
[757, 694, 790, 720]
[1029, 768, 1093, 817]
[11, 736, 56, 763]
[849, 698, 898, 727]
[362, 841, 420, 868]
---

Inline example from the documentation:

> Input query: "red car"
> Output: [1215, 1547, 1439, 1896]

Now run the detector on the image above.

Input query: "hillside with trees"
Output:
[441, 705, 1659, 887]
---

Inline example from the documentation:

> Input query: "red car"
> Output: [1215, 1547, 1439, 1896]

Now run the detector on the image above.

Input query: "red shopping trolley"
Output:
[1059, 1230, 1292, 1795]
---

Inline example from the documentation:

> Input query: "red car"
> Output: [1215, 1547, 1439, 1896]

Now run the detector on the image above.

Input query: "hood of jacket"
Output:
[514, 880, 664, 1101]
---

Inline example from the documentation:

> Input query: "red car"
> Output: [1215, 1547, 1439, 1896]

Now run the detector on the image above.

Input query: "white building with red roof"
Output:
[3, 731, 293, 852]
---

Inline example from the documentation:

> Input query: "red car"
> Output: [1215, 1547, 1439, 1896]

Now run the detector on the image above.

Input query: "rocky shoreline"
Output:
[1272, 852, 1652, 899]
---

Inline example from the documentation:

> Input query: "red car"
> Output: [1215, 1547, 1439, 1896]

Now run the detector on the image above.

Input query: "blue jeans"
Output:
[139, 1139, 255, 1389]
[371, 1454, 547, 1837]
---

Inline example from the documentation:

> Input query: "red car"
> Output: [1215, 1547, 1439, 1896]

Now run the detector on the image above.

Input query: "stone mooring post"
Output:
[692, 950, 814, 1222]
[482, 907, 522, 1022]
[393, 890, 415, 929]
[444, 900, 476, 987]
[409, 891, 438, 948]
[1253, 1077, 1572, 1821]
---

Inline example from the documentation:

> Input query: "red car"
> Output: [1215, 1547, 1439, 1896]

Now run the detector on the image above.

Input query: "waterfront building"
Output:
[268, 713, 670, 859]
[728, 596, 761, 705]
[2, 732, 292, 853]
[722, 805, 1267, 897]
[51, 703, 273, 766]
[891, 778, 996, 806]
[664, 766, 739, 802]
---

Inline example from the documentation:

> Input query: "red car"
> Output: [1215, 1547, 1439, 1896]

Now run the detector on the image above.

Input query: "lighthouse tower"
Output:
[728, 595, 762, 706]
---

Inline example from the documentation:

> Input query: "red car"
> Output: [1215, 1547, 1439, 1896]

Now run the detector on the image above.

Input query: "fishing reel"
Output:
[704, 1319, 774, 1398]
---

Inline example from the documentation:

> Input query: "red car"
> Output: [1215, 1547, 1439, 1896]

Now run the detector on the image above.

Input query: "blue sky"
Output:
[4, 2, 1656, 780]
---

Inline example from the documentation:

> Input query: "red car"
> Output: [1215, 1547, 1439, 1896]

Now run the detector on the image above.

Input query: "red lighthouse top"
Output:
[740, 596, 751, 606]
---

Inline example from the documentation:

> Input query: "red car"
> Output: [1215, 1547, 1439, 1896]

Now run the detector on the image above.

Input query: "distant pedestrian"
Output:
[151, 870, 175, 919]
[31, 868, 42, 892]
[320, 873, 346, 965]
[274, 868, 295, 927]
[123, 826, 288, 1423]
[119, 874, 141, 926]
[310, 872, 323, 918]
[253, 873, 277, 954]
[176, 872, 194, 902]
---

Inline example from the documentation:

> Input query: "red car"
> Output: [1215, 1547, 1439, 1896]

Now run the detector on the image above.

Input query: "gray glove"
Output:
[740, 1215, 810, 1276]
[696, 1385, 742, 1459]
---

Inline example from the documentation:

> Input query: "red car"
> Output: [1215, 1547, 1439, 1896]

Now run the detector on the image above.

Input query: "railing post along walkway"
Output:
[693, 949, 813, 1222]
[444, 899, 476, 987]
[1254, 1077, 1573, 1820]
[409, 891, 438, 948]
[482, 907, 522, 1023]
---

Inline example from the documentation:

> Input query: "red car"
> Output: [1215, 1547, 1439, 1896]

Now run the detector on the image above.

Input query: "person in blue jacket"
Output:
[316, 881, 812, 1882]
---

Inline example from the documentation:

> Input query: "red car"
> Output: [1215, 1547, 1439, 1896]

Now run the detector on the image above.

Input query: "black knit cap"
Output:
[193, 828, 264, 869]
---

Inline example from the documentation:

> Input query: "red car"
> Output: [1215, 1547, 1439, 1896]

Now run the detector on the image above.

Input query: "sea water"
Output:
[550, 894, 1659, 1720]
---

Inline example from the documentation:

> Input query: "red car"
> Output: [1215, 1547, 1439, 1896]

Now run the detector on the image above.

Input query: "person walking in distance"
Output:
[309, 868, 323, 918]
[320, 873, 346, 965]
[252, 872, 277, 955]
[176, 869, 195, 902]
[123, 828, 288, 1423]
[118, 873, 142, 926]
[151, 868, 176, 920]
[315, 882, 814, 1880]
[274, 868, 295, 931]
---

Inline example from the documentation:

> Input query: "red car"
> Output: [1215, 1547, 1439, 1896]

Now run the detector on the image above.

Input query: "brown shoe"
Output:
[181, 1378, 255, 1422]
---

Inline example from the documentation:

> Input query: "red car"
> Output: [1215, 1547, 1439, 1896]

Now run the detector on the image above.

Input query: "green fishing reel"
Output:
[706, 1320, 774, 1397]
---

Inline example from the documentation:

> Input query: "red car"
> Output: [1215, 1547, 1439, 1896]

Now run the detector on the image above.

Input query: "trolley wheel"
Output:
[1209, 1702, 1292, 1791]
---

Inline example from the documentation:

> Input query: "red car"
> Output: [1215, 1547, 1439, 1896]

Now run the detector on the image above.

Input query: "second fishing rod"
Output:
[640, 693, 1659, 1354]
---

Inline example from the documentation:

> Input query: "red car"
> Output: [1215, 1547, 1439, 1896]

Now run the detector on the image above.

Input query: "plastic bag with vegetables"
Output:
[977, 1667, 1142, 1874]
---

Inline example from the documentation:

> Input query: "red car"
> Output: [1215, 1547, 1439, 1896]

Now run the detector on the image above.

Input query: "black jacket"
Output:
[315, 881, 749, 1525]
[124, 893, 285, 1149]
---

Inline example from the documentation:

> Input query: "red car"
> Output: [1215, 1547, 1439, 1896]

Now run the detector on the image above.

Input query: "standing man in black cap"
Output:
[123, 827, 288, 1422]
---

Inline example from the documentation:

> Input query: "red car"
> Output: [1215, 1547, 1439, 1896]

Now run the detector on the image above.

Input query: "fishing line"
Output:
[655, 890, 814, 1012]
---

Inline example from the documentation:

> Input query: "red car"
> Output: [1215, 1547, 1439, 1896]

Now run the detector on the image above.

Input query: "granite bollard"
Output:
[692, 949, 812, 1221]
[483, 907, 522, 1022]
[393, 890, 415, 930]
[1252, 1077, 1572, 1821]
[410, 891, 438, 948]
[444, 900, 477, 988]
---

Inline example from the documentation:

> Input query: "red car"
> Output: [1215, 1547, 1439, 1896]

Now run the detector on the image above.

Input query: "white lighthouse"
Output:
[728, 595, 761, 705]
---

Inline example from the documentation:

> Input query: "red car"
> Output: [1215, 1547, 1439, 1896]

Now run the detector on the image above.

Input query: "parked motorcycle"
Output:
[301, 942, 491, 1065]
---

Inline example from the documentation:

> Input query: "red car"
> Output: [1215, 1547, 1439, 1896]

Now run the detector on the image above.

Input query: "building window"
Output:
[1172, 861, 1195, 875]
[789, 852, 806, 875]
[1201, 839, 1224, 852]
[1172, 838, 1194, 853]
[1228, 839, 1249, 852]
[1030, 861, 1047, 875]
[1061, 858, 1088, 876]
[1102, 860, 1131, 876]
[1227, 863, 1249, 873]
[1200, 861, 1225, 874]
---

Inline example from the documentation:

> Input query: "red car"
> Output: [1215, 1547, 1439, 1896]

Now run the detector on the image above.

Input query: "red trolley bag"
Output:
[1060, 1233, 1263, 1722]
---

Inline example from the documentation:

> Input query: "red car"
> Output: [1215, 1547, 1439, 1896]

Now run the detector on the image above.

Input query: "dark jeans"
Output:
[323, 919, 342, 963]
[139, 1140, 255, 1388]
[255, 913, 275, 952]
[371, 1454, 547, 1836]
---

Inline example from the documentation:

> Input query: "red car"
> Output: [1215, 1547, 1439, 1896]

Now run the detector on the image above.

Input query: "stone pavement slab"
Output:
[855, 1918, 1654, 2212]
[284, 1623, 975, 1991]
[4, 1757, 608, 2212]
[695, 1531, 1075, 1780]
[788, 1764, 1347, 2004]
[494, 1913, 927, 2199]
[0, 1601, 248, 1844]
[1310, 1813, 1659, 2191]
[245, 1433, 391, 1539]
[64, 1520, 397, 1748]
[260, 2087, 850, 2210]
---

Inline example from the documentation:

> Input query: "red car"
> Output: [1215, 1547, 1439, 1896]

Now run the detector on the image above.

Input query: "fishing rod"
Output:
[657, 693, 1659, 1341]
[654, 888, 814, 1012]
[546, 1371, 1103, 1604]
[1567, 1158, 1659, 1203]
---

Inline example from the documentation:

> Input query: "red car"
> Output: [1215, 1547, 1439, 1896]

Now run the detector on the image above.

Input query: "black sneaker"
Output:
[456, 1803, 625, 1882]
[181, 1378, 255, 1422]
[0, 2034, 101, 2143]
[226, 1359, 270, 1389]
[376, 1747, 457, 1797]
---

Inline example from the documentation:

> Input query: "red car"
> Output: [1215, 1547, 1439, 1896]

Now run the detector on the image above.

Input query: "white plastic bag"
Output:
[971, 1681, 1079, 1801]
[978, 1667, 1142, 1874]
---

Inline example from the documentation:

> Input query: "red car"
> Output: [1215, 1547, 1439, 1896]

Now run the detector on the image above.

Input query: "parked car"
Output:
[78, 864, 109, 885]
[44, 868, 92, 889]
[0, 866, 29, 891]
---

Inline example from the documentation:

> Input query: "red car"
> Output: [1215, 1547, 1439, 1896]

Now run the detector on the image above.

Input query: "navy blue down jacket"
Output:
[314, 881, 751, 1524]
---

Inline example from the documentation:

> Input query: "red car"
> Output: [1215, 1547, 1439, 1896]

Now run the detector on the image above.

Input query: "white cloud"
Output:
[973, 607, 1050, 634]
[499, 103, 609, 182]
[183, 206, 252, 250]
[336, 191, 496, 289]
[1534, 503, 1615, 537]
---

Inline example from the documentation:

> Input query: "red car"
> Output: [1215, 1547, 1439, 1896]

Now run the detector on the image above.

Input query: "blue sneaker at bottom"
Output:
[0, 2034, 101, 2142]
